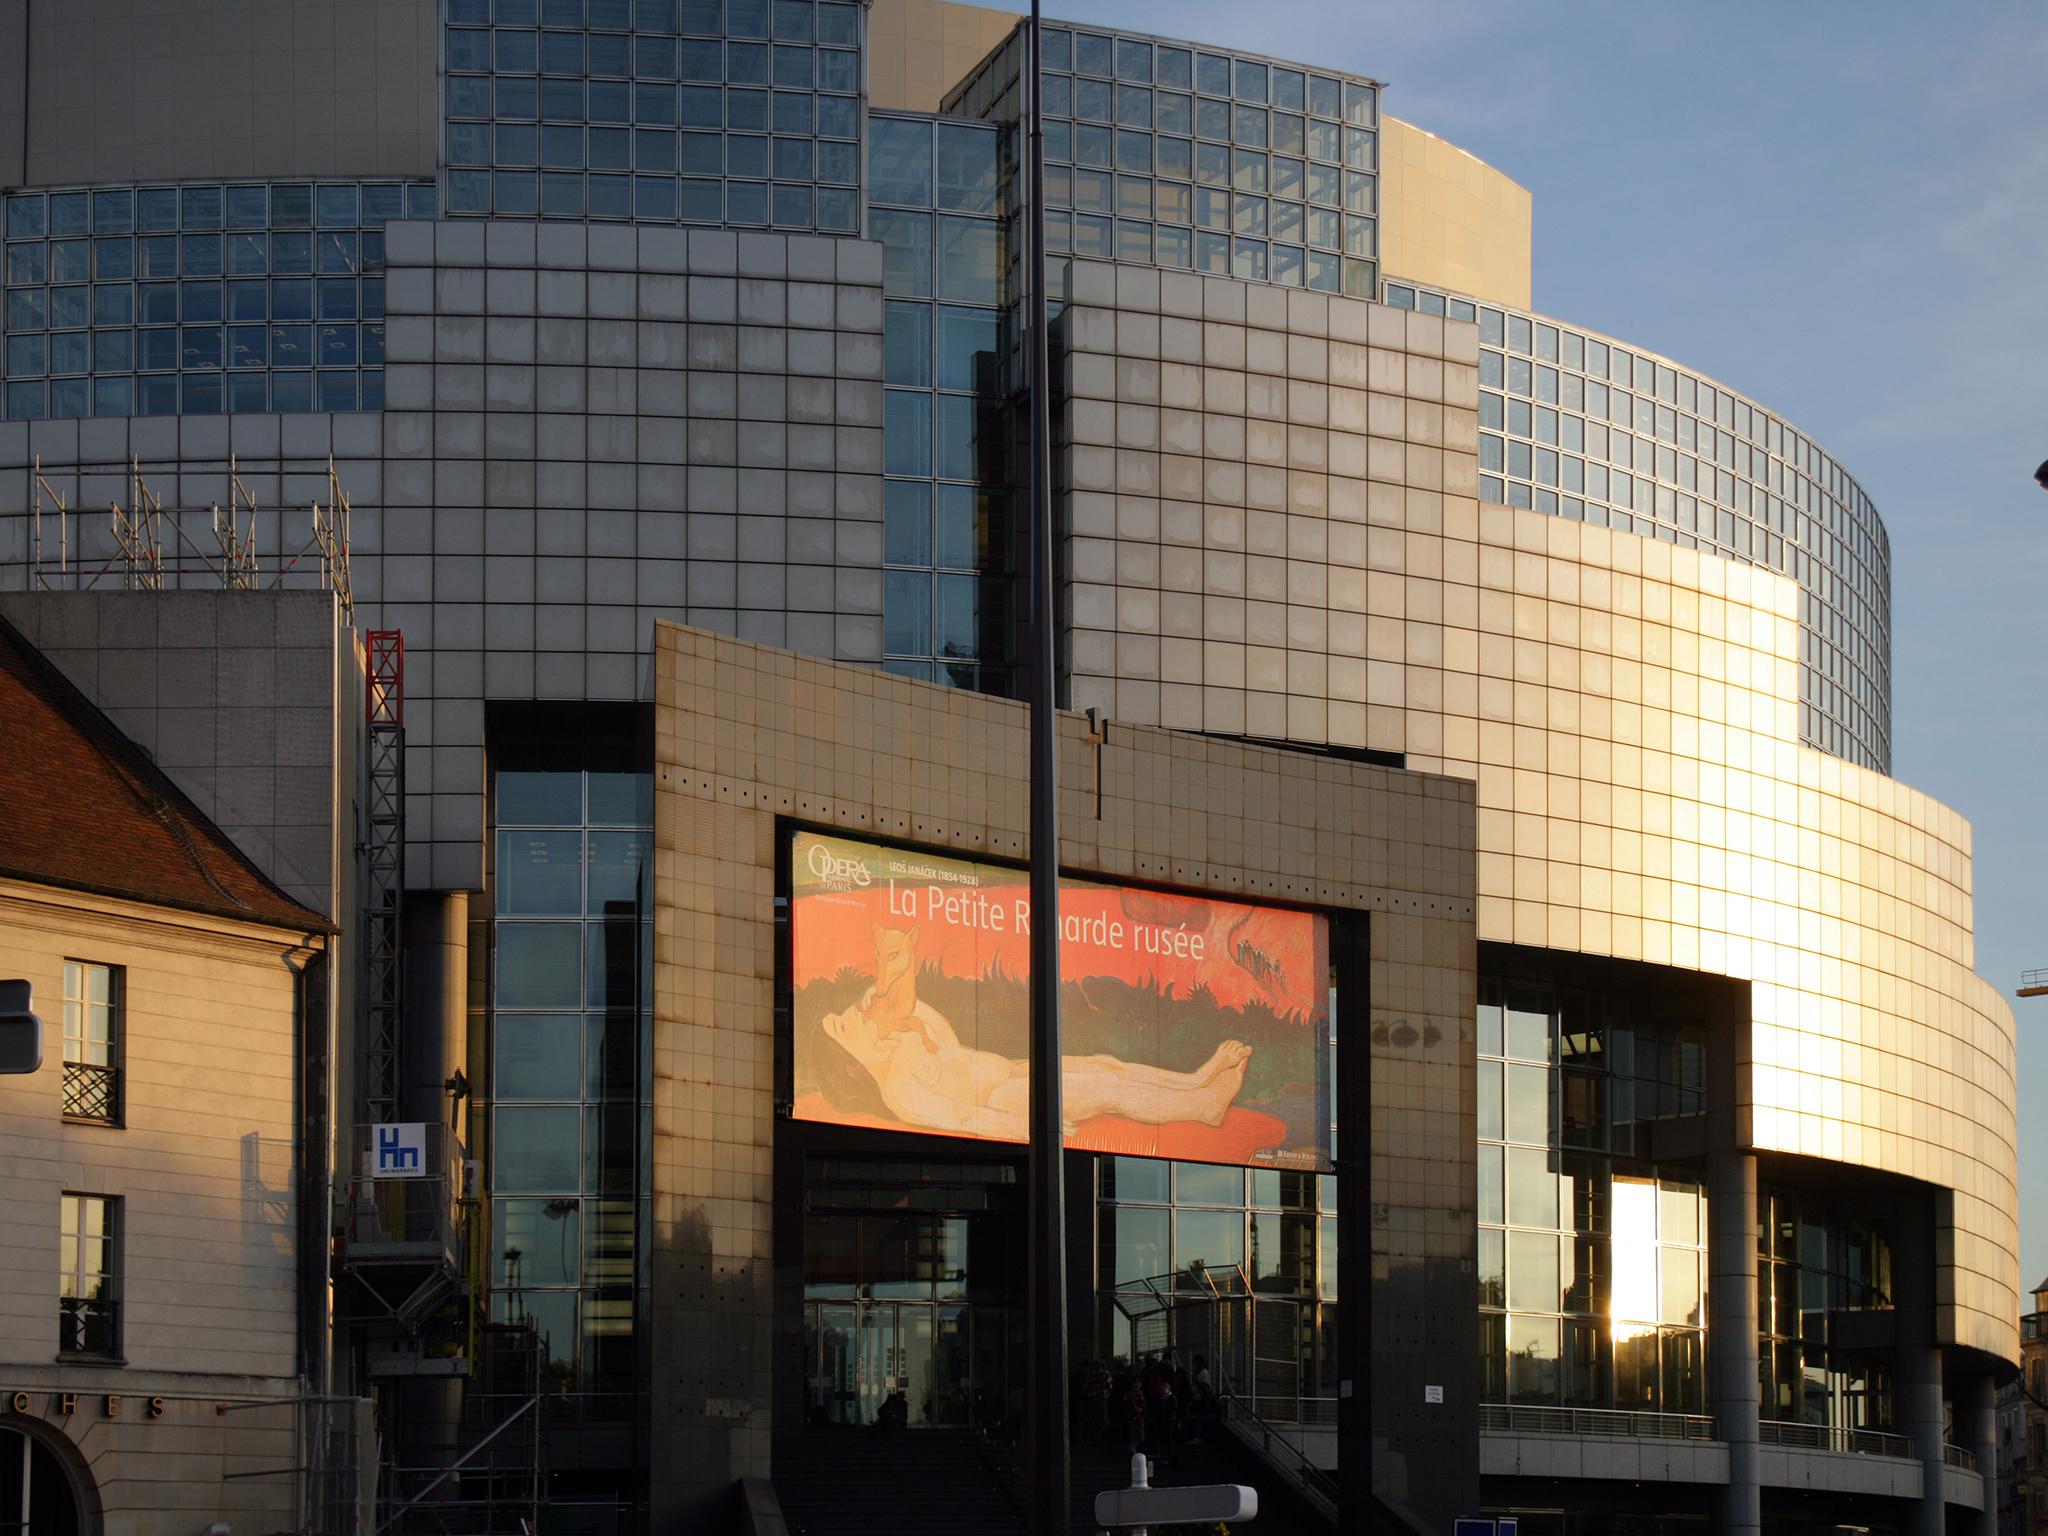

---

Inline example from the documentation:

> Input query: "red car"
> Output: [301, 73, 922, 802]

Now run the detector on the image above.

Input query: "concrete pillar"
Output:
[1707, 1144, 1761, 1536]
[402, 890, 470, 1132]
[1958, 1369, 1998, 1536]
[1896, 1197, 1947, 1536]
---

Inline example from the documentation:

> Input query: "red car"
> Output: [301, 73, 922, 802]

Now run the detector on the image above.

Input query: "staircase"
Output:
[773, 1430, 1026, 1536]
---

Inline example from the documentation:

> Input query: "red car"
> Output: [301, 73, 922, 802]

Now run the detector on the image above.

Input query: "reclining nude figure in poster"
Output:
[823, 926, 1254, 1139]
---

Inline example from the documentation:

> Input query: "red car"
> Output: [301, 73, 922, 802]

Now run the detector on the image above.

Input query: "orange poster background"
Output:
[789, 831, 1329, 1168]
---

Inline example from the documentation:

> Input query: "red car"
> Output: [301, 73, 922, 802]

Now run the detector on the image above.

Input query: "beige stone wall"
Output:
[648, 621, 1476, 1524]
[0, 879, 310, 1529]
[867, 0, 1020, 113]
[1380, 117, 1533, 312]
[1055, 257, 2019, 1363]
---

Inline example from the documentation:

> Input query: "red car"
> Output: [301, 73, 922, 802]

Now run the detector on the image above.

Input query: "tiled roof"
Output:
[0, 616, 330, 932]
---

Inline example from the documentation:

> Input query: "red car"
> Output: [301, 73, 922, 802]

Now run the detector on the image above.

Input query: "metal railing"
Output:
[1220, 1395, 1339, 1518]
[2020, 968, 2048, 996]
[1480, 1403, 1717, 1441]
[61, 1060, 120, 1122]
[1242, 1393, 1339, 1427]
[57, 1296, 119, 1357]
[1758, 1419, 1912, 1458]
[343, 1123, 466, 1257]
[1945, 1442, 1979, 1471]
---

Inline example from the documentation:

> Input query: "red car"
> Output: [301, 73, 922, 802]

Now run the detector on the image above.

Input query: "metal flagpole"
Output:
[1024, 1, 1071, 1531]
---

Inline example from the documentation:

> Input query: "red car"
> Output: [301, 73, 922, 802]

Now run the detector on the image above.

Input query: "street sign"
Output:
[1095, 1454, 1257, 1528]
[0, 980, 43, 1075]
[371, 1122, 428, 1179]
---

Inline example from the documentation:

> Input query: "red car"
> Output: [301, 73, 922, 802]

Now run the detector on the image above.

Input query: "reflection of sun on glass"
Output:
[1610, 1175, 1659, 1342]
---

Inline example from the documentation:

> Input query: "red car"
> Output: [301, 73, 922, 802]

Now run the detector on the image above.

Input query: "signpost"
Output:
[0, 980, 42, 1075]
[1094, 1454, 1258, 1533]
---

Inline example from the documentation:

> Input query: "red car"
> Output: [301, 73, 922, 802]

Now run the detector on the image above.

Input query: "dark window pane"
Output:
[499, 829, 583, 914]
[884, 481, 931, 566]
[496, 1014, 583, 1101]
[884, 569, 931, 656]
[935, 216, 1001, 305]
[494, 1106, 581, 1193]
[870, 208, 932, 297]
[869, 117, 933, 207]
[498, 923, 583, 1008]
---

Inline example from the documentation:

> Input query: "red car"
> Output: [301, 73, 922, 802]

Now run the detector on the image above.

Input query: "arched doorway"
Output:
[0, 1420, 87, 1535]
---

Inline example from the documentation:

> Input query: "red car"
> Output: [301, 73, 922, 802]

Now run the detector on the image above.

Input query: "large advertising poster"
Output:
[789, 830, 1330, 1169]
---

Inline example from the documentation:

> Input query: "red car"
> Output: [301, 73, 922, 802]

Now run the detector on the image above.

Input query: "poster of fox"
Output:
[789, 830, 1331, 1169]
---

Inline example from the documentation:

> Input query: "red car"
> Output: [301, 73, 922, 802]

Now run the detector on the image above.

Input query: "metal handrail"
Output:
[1944, 1442, 1979, 1471]
[2021, 968, 2048, 996]
[1480, 1403, 1716, 1441]
[1758, 1419, 1912, 1458]
[1219, 1391, 1339, 1514]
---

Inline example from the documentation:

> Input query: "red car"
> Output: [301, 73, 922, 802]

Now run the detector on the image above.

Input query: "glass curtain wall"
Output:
[870, 111, 1020, 696]
[1757, 1186, 1895, 1429]
[2, 181, 436, 420]
[1094, 1157, 1338, 1403]
[490, 767, 654, 1412]
[1383, 279, 1891, 774]
[442, 0, 864, 233]
[944, 23, 1380, 298]
[1475, 981, 1709, 1414]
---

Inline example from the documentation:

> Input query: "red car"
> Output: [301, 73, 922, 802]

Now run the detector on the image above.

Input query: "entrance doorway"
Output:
[806, 1300, 1017, 1430]
[797, 1157, 1025, 1435]
[0, 1424, 84, 1535]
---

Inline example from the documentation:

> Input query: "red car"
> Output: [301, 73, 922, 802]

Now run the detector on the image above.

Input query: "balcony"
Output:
[342, 1122, 467, 1268]
[62, 1061, 119, 1124]
[1481, 1403, 1716, 1441]
[58, 1296, 119, 1357]
[1759, 1419, 1912, 1459]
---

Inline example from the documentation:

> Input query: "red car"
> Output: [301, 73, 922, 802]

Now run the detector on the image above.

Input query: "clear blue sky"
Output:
[1060, 0, 2048, 1289]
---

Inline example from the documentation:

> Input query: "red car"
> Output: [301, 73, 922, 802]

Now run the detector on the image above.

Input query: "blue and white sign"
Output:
[372, 1122, 427, 1179]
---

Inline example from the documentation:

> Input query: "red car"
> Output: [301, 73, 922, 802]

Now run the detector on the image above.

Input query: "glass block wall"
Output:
[1383, 279, 1892, 773]
[869, 112, 1021, 697]
[442, 0, 864, 233]
[2, 181, 437, 421]
[945, 23, 1380, 298]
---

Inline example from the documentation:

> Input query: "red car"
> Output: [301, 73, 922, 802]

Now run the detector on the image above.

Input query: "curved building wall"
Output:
[1381, 277, 1892, 776]
[1378, 118, 1531, 312]
[1053, 256, 2018, 1362]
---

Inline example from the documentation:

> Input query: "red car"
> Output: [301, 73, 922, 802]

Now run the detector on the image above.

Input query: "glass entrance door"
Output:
[807, 1302, 958, 1427]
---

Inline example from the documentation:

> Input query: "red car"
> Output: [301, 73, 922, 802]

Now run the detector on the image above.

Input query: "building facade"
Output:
[0, 1, 2019, 1533]
[0, 611, 353, 1534]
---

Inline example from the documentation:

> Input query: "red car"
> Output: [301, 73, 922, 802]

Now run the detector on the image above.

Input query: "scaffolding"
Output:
[25, 453, 353, 611]
[361, 629, 405, 1126]
[380, 1324, 546, 1536]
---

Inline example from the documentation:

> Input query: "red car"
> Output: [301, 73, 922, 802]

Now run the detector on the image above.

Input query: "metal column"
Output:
[1023, 5, 1070, 1531]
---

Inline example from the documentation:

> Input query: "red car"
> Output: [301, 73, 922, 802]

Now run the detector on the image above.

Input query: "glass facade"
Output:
[1094, 1156, 1338, 1398]
[441, 0, 864, 233]
[870, 112, 1020, 695]
[1, 180, 438, 421]
[490, 767, 653, 1402]
[1476, 980, 1709, 1414]
[1757, 1186, 1895, 1429]
[1384, 279, 1892, 774]
[946, 24, 1380, 298]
